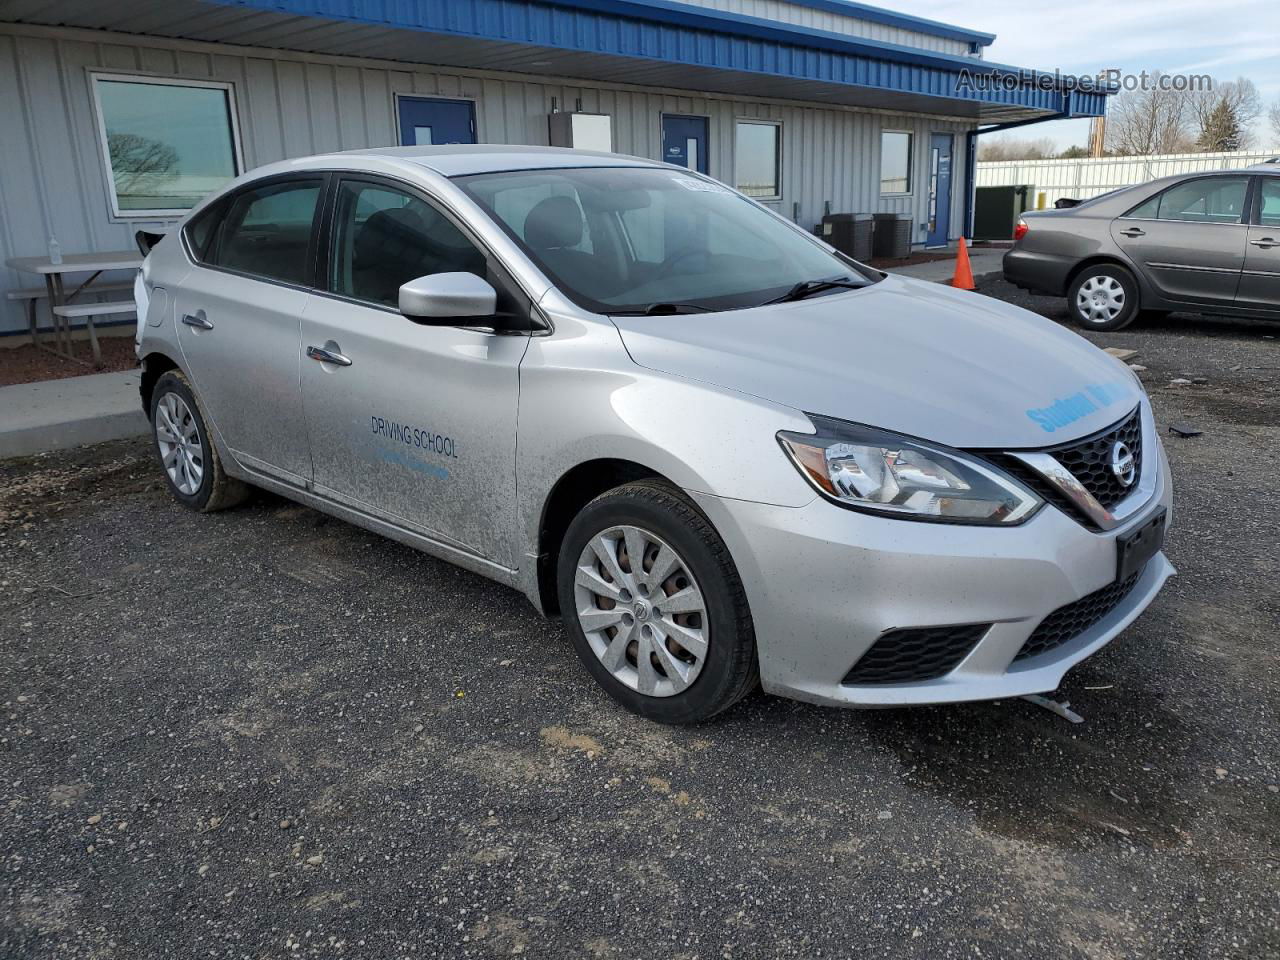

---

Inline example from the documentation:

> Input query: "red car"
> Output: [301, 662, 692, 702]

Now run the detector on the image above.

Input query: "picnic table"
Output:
[6, 249, 142, 366]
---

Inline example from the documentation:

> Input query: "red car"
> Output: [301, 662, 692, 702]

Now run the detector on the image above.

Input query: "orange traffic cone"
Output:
[951, 236, 975, 291]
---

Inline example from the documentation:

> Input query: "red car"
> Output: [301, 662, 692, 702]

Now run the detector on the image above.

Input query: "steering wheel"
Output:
[652, 245, 710, 280]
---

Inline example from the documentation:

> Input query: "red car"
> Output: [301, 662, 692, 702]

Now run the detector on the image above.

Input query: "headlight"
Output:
[777, 416, 1042, 525]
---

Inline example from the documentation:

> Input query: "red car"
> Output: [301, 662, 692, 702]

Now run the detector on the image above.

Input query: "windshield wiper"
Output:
[606, 302, 717, 316]
[763, 276, 864, 305]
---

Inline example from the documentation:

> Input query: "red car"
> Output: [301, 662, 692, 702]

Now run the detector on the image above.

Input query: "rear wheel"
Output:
[1068, 264, 1139, 331]
[150, 370, 248, 512]
[556, 480, 758, 724]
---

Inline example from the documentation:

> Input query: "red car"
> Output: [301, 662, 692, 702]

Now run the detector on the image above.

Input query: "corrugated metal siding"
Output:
[976, 149, 1280, 206]
[0, 26, 974, 335]
[674, 0, 976, 56]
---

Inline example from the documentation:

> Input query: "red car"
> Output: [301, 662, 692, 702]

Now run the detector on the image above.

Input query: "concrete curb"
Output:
[0, 370, 148, 460]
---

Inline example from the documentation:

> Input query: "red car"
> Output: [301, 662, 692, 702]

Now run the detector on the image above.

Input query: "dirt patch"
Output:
[0, 334, 137, 386]
[540, 724, 605, 758]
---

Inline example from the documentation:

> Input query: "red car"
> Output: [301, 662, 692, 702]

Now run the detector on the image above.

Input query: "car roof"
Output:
[329, 144, 666, 177]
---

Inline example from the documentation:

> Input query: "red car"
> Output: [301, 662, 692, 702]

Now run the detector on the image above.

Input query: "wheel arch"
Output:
[139, 350, 183, 419]
[534, 457, 675, 616]
[1065, 255, 1150, 303]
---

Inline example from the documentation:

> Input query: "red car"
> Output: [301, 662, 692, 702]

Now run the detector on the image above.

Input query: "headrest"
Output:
[353, 206, 426, 267]
[523, 195, 583, 250]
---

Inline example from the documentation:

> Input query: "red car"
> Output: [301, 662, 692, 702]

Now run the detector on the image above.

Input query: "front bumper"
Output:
[691, 433, 1174, 708]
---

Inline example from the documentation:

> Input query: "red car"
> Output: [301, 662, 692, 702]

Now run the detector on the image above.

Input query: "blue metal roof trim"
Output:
[208, 0, 1107, 116]
[735, 0, 995, 46]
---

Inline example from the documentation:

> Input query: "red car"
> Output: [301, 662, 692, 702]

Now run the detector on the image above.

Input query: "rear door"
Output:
[1237, 176, 1280, 312]
[175, 176, 323, 486]
[661, 115, 709, 174]
[1111, 175, 1249, 304]
[299, 175, 529, 565]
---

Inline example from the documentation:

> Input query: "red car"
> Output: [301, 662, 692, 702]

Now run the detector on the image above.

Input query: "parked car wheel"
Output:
[556, 480, 758, 724]
[1068, 265, 1139, 331]
[150, 370, 249, 512]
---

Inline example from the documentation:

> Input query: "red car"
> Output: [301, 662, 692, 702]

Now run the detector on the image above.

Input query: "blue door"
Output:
[661, 115, 709, 174]
[927, 133, 953, 247]
[398, 97, 476, 146]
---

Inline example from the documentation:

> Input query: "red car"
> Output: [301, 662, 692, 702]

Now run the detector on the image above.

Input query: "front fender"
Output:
[514, 311, 817, 595]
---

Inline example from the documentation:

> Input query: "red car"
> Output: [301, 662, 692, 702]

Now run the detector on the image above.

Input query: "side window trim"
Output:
[318, 172, 540, 330]
[1121, 175, 1251, 225]
[184, 172, 329, 291]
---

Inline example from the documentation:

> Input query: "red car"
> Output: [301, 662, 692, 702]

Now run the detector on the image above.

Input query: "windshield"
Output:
[453, 166, 874, 314]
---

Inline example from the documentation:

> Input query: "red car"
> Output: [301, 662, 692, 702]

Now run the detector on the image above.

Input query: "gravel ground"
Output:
[1, 283, 1277, 959]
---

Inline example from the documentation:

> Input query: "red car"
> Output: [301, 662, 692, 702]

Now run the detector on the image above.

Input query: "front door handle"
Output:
[1249, 237, 1279, 248]
[306, 344, 352, 367]
[181, 311, 214, 330]
[1119, 227, 1146, 238]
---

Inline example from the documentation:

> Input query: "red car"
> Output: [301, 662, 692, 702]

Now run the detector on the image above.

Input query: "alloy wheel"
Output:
[573, 524, 709, 697]
[155, 392, 205, 496]
[1076, 274, 1126, 324]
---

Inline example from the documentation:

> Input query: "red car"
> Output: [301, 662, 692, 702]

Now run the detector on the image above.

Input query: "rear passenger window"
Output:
[207, 179, 322, 285]
[329, 180, 487, 308]
[1125, 177, 1248, 224]
[1258, 179, 1280, 228]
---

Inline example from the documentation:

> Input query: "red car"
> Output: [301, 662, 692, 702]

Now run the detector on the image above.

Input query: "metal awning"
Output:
[0, 0, 1109, 123]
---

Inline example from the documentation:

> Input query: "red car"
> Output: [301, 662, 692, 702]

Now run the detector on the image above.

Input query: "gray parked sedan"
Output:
[134, 145, 1173, 723]
[1004, 163, 1280, 330]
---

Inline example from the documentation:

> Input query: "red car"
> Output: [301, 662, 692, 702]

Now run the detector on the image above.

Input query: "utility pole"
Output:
[1088, 117, 1106, 157]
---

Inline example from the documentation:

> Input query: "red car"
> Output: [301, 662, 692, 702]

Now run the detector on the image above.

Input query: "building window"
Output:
[91, 74, 242, 218]
[880, 130, 913, 195]
[735, 120, 781, 200]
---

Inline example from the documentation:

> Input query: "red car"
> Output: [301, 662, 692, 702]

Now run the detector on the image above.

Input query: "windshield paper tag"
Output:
[673, 177, 729, 193]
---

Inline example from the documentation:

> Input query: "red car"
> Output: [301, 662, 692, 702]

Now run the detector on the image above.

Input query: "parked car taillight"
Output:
[1013, 218, 1029, 242]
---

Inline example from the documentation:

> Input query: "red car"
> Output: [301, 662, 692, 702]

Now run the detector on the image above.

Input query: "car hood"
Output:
[609, 273, 1142, 449]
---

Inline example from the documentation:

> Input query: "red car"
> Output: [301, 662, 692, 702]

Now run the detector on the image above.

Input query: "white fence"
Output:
[976, 149, 1279, 206]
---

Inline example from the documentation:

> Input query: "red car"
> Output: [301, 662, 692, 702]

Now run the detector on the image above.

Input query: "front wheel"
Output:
[1067, 265, 1139, 331]
[556, 480, 758, 724]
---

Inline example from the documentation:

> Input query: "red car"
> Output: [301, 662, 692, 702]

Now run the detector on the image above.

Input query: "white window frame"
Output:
[734, 118, 783, 202]
[879, 129, 915, 198]
[90, 72, 245, 220]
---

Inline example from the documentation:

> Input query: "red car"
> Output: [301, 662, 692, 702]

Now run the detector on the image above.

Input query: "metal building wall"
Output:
[976, 149, 1280, 206]
[0, 24, 975, 335]
[672, 0, 979, 55]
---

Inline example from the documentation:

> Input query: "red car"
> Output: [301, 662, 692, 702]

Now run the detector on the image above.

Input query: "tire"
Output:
[1067, 264, 1139, 331]
[556, 480, 758, 724]
[149, 370, 249, 512]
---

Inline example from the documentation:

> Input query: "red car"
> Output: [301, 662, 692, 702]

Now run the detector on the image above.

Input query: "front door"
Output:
[397, 97, 476, 147]
[661, 115, 709, 174]
[1111, 175, 1250, 304]
[1237, 176, 1280, 311]
[927, 134, 953, 247]
[299, 176, 527, 565]
[175, 176, 323, 486]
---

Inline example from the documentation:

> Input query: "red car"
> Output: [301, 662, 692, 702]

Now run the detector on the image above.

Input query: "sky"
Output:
[873, 0, 1280, 151]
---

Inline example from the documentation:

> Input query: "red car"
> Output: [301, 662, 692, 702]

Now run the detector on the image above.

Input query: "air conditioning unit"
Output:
[548, 112, 613, 152]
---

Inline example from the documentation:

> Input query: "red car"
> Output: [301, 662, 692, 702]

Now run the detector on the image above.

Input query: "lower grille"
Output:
[843, 624, 989, 685]
[1014, 569, 1143, 663]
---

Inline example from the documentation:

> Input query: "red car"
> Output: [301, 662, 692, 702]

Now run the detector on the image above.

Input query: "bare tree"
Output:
[1190, 77, 1261, 151]
[1270, 100, 1280, 147]
[1104, 71, 1195, 156]
[977, 137, 1058, 162]
[107, 133, 178, 195]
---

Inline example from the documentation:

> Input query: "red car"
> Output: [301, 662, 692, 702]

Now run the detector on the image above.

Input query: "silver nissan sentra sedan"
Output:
[134, 145, 1174, 724]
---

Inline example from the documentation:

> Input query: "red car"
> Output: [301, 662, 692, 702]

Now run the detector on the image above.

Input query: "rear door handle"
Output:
[1249, 237, 1279, 248]
[181, 311, 213, 330]
[306, 344, 352, 367]
[1119, 228, 1145, 238]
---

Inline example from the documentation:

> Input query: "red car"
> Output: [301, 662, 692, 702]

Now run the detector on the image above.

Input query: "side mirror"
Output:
[399, 272, 497, 324]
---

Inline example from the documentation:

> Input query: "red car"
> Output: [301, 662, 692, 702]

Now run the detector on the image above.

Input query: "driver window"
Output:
[330, 180, 487, 308]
